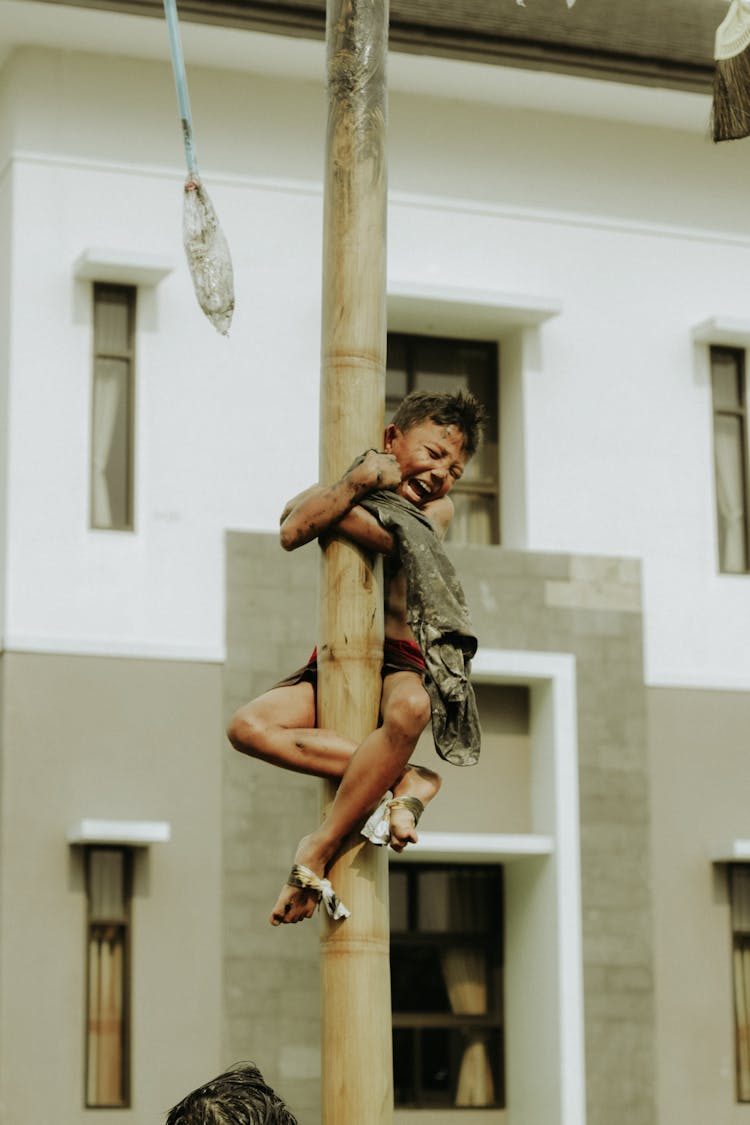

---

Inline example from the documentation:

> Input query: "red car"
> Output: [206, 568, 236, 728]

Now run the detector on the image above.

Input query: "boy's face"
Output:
[384, 418, 468, 507]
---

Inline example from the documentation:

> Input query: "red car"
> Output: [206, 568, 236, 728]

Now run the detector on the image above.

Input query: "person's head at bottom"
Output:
[166, 1062, 298, 1125]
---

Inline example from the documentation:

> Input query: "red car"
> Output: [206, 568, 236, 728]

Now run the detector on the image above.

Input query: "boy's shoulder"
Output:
[422, 495, 454, 540]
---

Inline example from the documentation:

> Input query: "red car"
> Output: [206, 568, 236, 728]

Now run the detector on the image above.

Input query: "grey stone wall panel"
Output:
[224, 533, 655, 1125]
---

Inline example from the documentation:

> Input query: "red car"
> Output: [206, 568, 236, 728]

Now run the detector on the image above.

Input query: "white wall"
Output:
[387, 199, 750, 688]
[3, 48, 326, 659]
[2, 41, 750, 689]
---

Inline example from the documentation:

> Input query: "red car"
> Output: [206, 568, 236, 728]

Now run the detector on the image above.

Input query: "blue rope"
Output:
[163, 0, 198, 175]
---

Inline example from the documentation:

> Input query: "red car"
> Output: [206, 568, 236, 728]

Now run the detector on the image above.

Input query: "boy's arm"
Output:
[279, 484, 325, 527]
[279, 449, 401, 551]
[336, 493, 453, 554]
[333, 506, 395, 554]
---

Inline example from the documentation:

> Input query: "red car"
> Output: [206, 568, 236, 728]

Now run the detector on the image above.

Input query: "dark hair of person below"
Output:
[390, 388, 488, 458]
[165, 1063, 298, 1125]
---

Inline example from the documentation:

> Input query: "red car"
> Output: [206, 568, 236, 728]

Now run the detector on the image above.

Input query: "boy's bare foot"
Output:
[270, 835, 325, 926]
[270, 834, 348, 925]
[368, 764, 441, 853]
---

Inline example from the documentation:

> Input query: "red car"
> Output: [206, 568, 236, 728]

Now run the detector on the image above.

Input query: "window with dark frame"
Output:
[710, 347, 750, 574]
[389, 863, 505, 1110]
[84, 846, 132, 1108]
[731, 865, 750, 1103]
[386, 333, 500, 546]
[90, 283, 136, 531]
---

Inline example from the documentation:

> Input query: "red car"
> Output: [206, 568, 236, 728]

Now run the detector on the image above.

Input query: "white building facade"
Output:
[1, 1, 749, 1123]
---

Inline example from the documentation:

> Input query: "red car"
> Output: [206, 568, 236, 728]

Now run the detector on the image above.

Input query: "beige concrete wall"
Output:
[0, 651, 224, 1125]
[649, 686, 750, 1125]
[412, 683, 531, 835]
[0, 139, 9, 643]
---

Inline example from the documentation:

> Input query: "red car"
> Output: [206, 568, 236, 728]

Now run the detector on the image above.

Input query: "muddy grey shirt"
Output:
[360, 489, 481, 767]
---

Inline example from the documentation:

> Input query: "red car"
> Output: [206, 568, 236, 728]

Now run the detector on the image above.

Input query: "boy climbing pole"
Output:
[227, 389, 486, 925]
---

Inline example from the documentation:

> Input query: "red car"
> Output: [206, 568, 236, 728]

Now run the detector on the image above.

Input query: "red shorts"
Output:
[272, 637, 425, 689]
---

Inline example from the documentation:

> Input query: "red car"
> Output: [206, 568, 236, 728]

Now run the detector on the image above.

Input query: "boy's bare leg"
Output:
[228, 682, 356, 780]
[270, 671, 437, 925]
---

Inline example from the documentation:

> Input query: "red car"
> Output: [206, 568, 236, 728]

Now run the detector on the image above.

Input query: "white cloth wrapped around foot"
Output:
[361, 791, 425, 846]
[287, 864, 350, 920]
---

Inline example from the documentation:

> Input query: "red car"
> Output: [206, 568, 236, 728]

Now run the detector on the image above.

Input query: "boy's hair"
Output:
[391, 389, 487, 458]
[165, 1063, 297, 1125]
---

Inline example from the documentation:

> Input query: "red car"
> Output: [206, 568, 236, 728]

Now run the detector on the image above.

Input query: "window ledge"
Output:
[388, 281, 561, 338]
[391, 831, 553, 864]
[692, 317, 750, 347]
[73, 248, 174, 287]
[711, 839, 750, 863]
[67, 818, 171, 846]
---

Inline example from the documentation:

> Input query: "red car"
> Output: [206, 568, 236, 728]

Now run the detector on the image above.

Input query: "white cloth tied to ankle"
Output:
[288, 864, 350, 920]
[361, 791, 395, 845]
[361, 791, 425, 846]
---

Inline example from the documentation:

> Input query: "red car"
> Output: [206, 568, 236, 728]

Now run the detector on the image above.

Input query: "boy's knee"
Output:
[387, 689, 431, 740]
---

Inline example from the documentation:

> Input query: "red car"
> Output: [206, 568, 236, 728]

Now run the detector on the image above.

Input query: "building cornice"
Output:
[35, 0, 717, 92]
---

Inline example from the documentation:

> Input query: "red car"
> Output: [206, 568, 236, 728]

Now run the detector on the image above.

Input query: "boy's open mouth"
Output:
[404, 478, 432, 503]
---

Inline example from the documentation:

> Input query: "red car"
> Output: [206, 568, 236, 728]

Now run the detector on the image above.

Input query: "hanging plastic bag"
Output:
[164, 0, 235, 335]
[183, 176, 234, 336]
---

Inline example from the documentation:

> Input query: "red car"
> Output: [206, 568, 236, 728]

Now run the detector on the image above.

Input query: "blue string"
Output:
[163, 0, 198, 175]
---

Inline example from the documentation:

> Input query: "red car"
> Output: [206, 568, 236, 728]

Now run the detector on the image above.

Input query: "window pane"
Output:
[712, 353, 743, 410]
[393, 1027, 415, 1105]
[412, 338, 481, 382]
[91, 285, 135, 532]
[420, 1028, 452, 1102]
[386, 334, 408, 409]
[85, 846, 130, 1109]
[417, 868, 496, 933]
[91, 358, 132, 530]
[88, 849, 126, 922]
[87, 925, 127, 1107]
[731, 867, 750, 1102]
[391, 946, 451, 1013]
[458, 438, 496, 484]
[732, 867, 750, 935]
[446, 493, 495, 546]
[714, 414, 748, 573]
[390, 864, 504, 1110]
[385, 333, 500, 544]
[454, 1027, 502, 1108]
[441, 947, 490, 1015]
[735, 937, 750, 1102]
[94, 293, 130, 354]
[389, 869, 409, 931]
[417, 869, 450, 931]
[393, 1028, 502, 1109]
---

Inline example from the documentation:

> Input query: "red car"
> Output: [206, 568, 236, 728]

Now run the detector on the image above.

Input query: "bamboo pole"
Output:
[318, 0, 392, 1121]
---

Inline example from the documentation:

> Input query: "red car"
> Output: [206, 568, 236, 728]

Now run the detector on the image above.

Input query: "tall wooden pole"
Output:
[318, 0, 392, 1122]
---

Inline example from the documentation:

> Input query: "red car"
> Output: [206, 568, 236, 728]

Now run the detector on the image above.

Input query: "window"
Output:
[389, 863, 504, 1109]
[731, 865, 750, 1102]
[386, 333, 499, 545]
[85, 846, 132, 1107]
[90, 284, 136, 531]
[710, 347, 749, 573]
